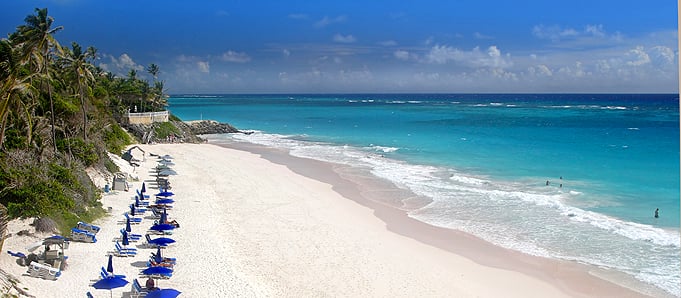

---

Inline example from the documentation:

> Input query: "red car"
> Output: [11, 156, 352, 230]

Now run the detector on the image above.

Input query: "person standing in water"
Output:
[654, 208, 659, 218]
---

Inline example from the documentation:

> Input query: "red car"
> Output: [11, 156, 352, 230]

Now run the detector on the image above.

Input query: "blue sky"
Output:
[1, 0, 678, 93]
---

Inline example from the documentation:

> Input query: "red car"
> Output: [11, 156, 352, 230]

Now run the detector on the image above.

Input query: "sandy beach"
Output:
[0, 143, 653, 297]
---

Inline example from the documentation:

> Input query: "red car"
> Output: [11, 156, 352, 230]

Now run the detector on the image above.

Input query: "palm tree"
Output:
[0, 39, 36, 149]
[127, 69, 137, 81]
[63, 41, 95, 140]
[11, 8, 63, 152]
[146, 64, 165, 111]
[153, 80, 167, 110]
[146, 63, 159, 81]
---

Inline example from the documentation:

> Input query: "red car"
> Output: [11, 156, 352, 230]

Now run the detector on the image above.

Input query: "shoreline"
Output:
[211, 138, 667, 298]
[0, 142, 669, 297]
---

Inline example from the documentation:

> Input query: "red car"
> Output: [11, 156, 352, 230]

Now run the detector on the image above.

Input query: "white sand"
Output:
[0, 143, 645, 297]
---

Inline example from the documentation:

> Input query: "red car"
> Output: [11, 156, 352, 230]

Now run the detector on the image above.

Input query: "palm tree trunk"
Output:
[79, 82, 87, 140]
[48, 78, 56, 152]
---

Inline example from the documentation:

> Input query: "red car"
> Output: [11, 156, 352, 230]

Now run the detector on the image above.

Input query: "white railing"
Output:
[125, 110, 169, 124]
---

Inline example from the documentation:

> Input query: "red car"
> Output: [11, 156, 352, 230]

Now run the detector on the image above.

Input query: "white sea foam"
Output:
[448, 174, 489, 186]
[223, 132, 680, 295]
[368, 145, 399, 153]
[603, 106, 628, 110]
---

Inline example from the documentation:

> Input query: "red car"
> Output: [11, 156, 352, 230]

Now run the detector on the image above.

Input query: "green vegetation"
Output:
[0, 8, 169, 235]
[153, 122, 182, 139]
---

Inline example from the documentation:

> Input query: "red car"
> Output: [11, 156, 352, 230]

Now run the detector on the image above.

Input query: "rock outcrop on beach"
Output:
[124, 119, 246, 144]
[185, 120, 242, 135]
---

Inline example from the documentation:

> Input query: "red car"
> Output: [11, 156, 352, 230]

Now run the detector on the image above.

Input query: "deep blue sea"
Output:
[168, 94, 680, 296]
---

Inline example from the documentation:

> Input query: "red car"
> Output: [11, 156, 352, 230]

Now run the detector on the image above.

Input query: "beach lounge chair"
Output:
[116, 241, 137, 252]
[76, 222, 101, 234]
[150, 253, 176, 264]
[26, 261, 61, 280]
[156, 177, 171, 189]
[113, 242, 137, 257]
[7, 250, 26, 258]
[148, 207, 164, 219]
[124, 212, 143, 224]
[136, 189, 150, 199]
[130, 278, 149, 298]
[100, 267, 126, 279]
[147, 260, 175, 269]
[70, 228, 97, 243]
[144, 234, 175, 248]
[27, 261, 42, 278]
[130, 204, 147, 215]
[134, 196, 150, 207]
[120, 229, 143, 241]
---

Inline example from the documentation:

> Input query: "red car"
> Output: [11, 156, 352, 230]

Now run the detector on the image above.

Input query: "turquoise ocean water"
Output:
[168, 94, 680, 296]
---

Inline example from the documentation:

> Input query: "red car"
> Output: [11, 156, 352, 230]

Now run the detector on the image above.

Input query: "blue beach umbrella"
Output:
[130, 204, 136, 216]
[158, 159, 175, 166]
[155, 190, 174, 197]
[147, 235, 176, 245]
[158, 169, 177, 176]
[122, 230, 130, 246]
[92, 276, 129, 298]
[155, 198, 174, 205]
[141, 182, 146, 194]
[154, 246, 163, 263]
[125, 217, 132, 233]
[93, 276, 128, 289]
[106, 254, 114, 274]
[150, 224, 176, 232]
[136, 196, 142, 207]
[145, 288, 181, 298]
[142, 266, 173, 276]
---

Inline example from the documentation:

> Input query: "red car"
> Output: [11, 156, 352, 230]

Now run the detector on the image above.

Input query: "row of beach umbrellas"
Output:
[92, 154, 180, 298]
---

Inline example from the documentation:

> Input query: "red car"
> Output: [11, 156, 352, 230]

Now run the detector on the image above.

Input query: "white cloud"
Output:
[532, 24, 614, 42]
[394, 50, 410, 60]
[585, 25, 606, 37]
[197, 61, 210, 73]
[98, 53, 144, 76]
[282, 49, 291, 57]
[532, 25, 577, 41]
[649, 46, 675, 64]
[315, 15, 346, 28]
[220, 51, 251, 63]
[333, 34, 356, 43]
[527, 64, 553, 77]
[424, 45, 513, 68]
[625, 46, 651, 66]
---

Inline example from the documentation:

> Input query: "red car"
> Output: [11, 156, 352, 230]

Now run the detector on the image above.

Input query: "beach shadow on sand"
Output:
[130, 261, 148, 268]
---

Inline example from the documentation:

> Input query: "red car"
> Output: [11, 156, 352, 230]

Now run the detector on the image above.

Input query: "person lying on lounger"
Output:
[155, 219, 180, 228]
[146, 277, 158, 291]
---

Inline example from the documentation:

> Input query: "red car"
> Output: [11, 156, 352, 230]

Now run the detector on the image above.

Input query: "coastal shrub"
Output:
[0, 160, 84, 219]
[103, 156, 119, 174]
[1, 128, 26, 150]
[103, 123, 132, 153]
[153, 121, 181, 139]
[57, 138, 98, 166]
[4, 181, 69, 218]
